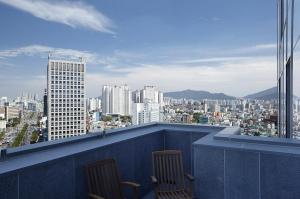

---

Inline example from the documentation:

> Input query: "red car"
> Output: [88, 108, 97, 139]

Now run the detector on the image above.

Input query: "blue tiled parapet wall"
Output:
[194, 127, 300, 199]
[0, 123, 223, 199]
[2, 123, 299, 199]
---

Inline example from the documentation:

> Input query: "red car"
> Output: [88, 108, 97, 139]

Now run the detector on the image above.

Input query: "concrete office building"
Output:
[0, 120, 6, 130]
[3, 106, 20, 121]
[47, 57, 86, 141]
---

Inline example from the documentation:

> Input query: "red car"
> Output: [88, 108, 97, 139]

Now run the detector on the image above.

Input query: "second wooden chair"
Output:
[151, 150, 195, 199]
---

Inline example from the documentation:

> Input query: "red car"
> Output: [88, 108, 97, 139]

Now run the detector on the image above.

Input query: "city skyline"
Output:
[1, 1, 300, 199]
[0, 0, 281, 97]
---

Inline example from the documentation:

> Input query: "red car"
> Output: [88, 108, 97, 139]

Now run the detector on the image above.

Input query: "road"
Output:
[0, 111, 40, 148]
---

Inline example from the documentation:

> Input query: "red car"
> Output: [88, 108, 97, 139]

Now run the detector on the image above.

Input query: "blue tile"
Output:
[110, 139, 135, 181]
[19, 158, 75, 199]
[0, 125, 235, 199]
[74, 150, 98, 199]
[194, 145, 224, 199]
[142, 191, 155, 199]
[261, 153, 300, 199]
[191, 132, 208, 175]
[165, 130, 192, 173]
[104, 139, 135, 199]
[0, 173, 18, 199]
[134, 132, 164, 197]
[95, 145, 114, 160]
[225, 149, 259, 199]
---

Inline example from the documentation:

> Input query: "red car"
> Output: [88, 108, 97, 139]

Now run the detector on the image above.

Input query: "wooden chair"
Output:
[85, 158, 140, 199]
[151, 150, 195, 199]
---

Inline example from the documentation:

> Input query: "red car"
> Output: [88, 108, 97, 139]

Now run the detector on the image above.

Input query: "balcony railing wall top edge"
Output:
[4, 122, 222, 157]
[0, 123, 225, 175]
[196, 127, 300, 158]
[2, 123, 300, 199]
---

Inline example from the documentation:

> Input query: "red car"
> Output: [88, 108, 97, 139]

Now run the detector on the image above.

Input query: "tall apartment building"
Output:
[132, 100, 160, 125]
[47, 58, 86, 141]
[139, 86, 164, 105]
[101, 85, 131, 116]
[132, 90, 141, 103]
[88, 98, 101, 112]
[158, 91, 164, 105]
[131, 86, 164, 125]
[140, 86, 159, 103]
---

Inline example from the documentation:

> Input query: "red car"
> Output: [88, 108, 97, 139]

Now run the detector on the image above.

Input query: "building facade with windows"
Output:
[47, 58, 86, 141]
[140, 86, 159, 103]
[277, 0, 300, 138]
[132, 100, 160, 125]
[101, 85, 131, 116]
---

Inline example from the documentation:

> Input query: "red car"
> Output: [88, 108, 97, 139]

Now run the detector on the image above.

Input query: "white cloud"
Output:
[232, 43, 277, 53]
[0, 45, 148, 69]
[85, 55, 277, 97]
[0, 0, 114, 33]
[0, 44, 101, 63]
[173, 56, 250, 64]
[0, 43, 278, 97]
[254, 43, 277, 49]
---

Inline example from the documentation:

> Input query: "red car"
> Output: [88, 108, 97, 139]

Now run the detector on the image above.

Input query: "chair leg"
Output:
[133, 188, 139, 199]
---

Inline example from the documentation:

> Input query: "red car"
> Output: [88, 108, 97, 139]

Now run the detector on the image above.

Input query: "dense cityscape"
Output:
[0, 56, 287, 148]
[2, 0, 300, 198]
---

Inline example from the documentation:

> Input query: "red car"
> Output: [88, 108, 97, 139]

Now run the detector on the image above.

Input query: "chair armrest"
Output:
[121, 181, 140, 199]
[185, 173, 195, 198]
[88, 193, 104, 199]
[121, 181, 140, 189]
[151, 176, 158, 185]
[185, 173, 195, 181]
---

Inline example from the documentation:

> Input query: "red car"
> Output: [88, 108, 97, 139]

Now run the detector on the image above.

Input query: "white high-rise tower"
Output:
[102, 85, 131, 116]
[47, 57, 86, 141]
[141, 86, 159, 103]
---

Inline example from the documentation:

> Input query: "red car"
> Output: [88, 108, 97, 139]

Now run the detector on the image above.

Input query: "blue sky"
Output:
[0, 0, 278, 98]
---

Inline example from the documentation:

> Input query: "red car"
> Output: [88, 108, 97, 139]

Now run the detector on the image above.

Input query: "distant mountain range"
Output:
[164, 89, 236, 100]
[243, 87, 277, 100]
[164, 87, 279, 101]
[244, 86, 299, 101]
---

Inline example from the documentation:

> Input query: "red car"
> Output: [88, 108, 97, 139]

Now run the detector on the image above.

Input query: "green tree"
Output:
[253, 131, 261, 136]
[192, 113, 202, 123]
[102, 115, 113, 122]
[30, 131, 39, 143]
[7, 118, 20, 127]
[120, 115, 132, 123]
[30, 113, 34, 119]
[11, 124, 28, 147]
[0, 130, 5, 141]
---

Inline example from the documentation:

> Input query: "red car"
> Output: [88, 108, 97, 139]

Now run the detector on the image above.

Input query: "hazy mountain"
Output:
[244, 87, 277, 100]
[244, 86, 300, 101]
[164, 89, 236, 100]
[164, 87, 297, 101]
